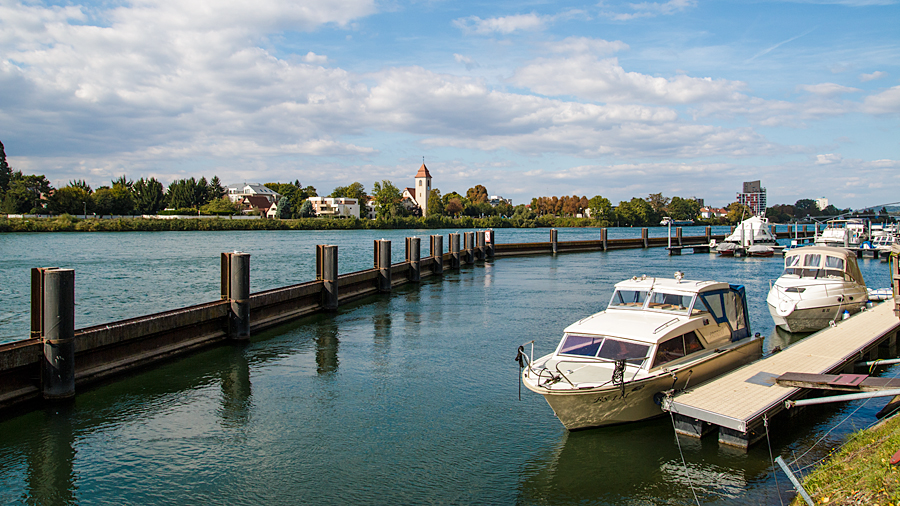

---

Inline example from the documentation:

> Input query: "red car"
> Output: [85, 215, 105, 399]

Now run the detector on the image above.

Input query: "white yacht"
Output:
[766, 246, 868, 333]
[864, 223, 898, 252]
[520, 274, 763, 430]
[715, 215, 777, 256]
[814, 219, 868, 248]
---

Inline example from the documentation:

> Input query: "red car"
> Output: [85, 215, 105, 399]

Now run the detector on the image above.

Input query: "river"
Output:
[0, 227, 894, 504]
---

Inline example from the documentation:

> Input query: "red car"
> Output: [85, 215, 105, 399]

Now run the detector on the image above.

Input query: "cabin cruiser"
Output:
[715, 216, 777, 256]
[660, 217, 694, 226]
[815, 219, 868, 248]
[520, 274, 763, 430]
[766, 246, 868, 333]
[863, 223, 898, 252]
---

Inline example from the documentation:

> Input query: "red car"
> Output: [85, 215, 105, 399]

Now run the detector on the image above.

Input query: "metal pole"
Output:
[449, 233, 460, 269]
[601, 228, 608, 251]
[785, 388, 900, 409]
[676, 226, 682, 247]
[775, 456, 814, 506]
[475, 231, 485, 261]
[551, 229, 558, 254]
[642, 228, 648, 248]
[464, 232, 475, 264]
[228, 252, 250, 339]
[41, 268, 76, 400]
[319, 245, 338, 310]
[485, 229, 494, 258]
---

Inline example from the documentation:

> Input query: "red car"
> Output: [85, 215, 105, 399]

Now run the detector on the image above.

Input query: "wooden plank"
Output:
[776, 372, 900, 392]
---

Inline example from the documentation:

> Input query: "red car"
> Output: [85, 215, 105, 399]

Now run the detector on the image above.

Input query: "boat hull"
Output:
[767, 302, 864, 333]
[526, 337, 763, 430]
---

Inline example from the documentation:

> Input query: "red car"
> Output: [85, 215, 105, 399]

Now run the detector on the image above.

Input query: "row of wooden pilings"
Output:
[29, 232, 496, 402]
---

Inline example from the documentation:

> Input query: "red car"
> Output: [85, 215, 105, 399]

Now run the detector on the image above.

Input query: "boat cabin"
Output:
[781, 246, 864, 285]
[553, 277, 751, 372]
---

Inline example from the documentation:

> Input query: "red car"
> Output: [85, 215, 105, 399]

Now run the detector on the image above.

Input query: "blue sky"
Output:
[1, 0, 898, 208]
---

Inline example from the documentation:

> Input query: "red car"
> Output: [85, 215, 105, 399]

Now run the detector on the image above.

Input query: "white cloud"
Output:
[859, 71, 888, 82]
[797, 83, 861, 97]
[861, 86, 900, 114]
[512, 53, 746, 105]
[815, 153, 843, 164]
[599, 0, 697, 21]
[452, 13, 549, 34]
[543, 36, 629, 55]
[302, 52, 328, 64]
[454, 53, 479, 70]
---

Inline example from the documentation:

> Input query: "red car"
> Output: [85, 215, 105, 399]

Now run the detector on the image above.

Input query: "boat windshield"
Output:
[609, 289, 648, 308]
[646, 291, 695, 314]
[558, 334, 650, 366]
[782, 253, 848, 279]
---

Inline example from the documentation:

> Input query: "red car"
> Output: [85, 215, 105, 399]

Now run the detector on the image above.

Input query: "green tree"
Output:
[616, 197, 654, 226]
[69, 179, 92, 193]
[298, 200, 314, 218]
[445, 198, 463, 217]
[442, 191, 467, 207]
[93, 184, 135, 215]
[133, 177, 166, 215]
[427, 188, 444, 216]
[207, 176, 226, 202]
[0, 173, 53, 214]
[0, 140, 10, 193]
[111, 175, 132, 190]
[588, 195, 614, 222]
[167, 178, 204, 209]
[646, 193, 670, 217]
[725, 202, 752, 224]
[466, 185, 488, 205]
[48, 185, 92, 215]
[667, 196, 701, 221]
[199, 197, 240, 215]
[330, 182, 367, 218]
[794, 199, 819, 217]
[495, 201, 513, 217]
[371, 180, 403, 219]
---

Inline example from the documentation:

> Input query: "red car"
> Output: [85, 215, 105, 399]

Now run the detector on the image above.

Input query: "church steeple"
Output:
[414, 163, 432, 217]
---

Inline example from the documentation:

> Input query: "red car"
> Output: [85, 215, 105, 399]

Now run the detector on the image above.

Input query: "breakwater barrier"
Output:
[0, 226, 756, 413]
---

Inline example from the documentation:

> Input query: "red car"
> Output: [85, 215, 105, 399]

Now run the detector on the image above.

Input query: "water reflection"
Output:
[25, 405, 76, 506]
[219, 346, 252, 428]
[314, 321, 340, 376]
[372, 306, 392, 372]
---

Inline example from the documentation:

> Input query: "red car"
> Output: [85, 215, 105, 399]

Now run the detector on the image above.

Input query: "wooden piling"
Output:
[39, 268, 76, 400]
[406, 237, 421, 282]
[375, 239, 391, 292]
[430, 235, 443, 274]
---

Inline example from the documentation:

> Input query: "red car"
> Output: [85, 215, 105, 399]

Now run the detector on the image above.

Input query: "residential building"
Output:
[240, 195, 274, 217]
[489, 195, 512, 206]
[308, 197, 360, 218]
[816, 197, 829, 211]
[737, 180, 767, 216]
[226, 183, 281, 204]
[700, 207, 728, 219]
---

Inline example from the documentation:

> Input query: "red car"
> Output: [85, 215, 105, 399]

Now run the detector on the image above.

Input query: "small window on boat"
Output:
[647, 292, 694, 313]
[559, 335, 603, 357]
[653, 336, 686, 368]
[597, 338, 650, 366]
[803, 254, 821, 267]
[683, 331, 704, 354]
[785, 255, 801, 267]
[609, 289, 648, 308]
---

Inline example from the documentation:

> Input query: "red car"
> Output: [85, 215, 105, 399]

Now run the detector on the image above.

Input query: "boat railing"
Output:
[771, 280, 846, 301]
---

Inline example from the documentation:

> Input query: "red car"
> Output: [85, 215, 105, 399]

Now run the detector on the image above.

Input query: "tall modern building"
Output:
[737, 180, 767, 216]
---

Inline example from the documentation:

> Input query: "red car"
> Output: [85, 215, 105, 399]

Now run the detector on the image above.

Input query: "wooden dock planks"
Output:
[664, 301, 900, 434]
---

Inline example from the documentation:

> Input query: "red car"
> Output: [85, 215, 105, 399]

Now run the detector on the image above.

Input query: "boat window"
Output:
[609, 289, 648, 308]
[559, 335, 603, 357]
[597, 338, 650, 366]
[684, 331, 704, 354]
[652, 336, 686, 368]
[803, 254, 821, 267]
[646, 292, 694, 313]
[785, 255, 801, 267]
[823, 256, 845, 279]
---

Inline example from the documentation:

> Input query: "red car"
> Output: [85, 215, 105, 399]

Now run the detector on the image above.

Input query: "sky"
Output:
[1, 0, 898, 209]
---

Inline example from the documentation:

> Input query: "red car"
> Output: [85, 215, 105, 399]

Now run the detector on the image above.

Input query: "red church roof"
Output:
[415, 164, 431, 178]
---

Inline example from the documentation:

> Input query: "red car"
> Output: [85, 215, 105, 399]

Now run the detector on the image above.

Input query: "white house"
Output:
[700, 206, 728, 219]
[308, 197, 360, 218]
[226, 183, 282, 204]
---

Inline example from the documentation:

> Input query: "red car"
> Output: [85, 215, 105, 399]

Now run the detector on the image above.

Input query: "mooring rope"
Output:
[668, 409, 700, 506]
[764, 415, 785, 506]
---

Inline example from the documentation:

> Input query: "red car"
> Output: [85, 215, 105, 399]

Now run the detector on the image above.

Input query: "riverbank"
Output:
[0, 214, 723, 232]
[790, 411, 900, 505]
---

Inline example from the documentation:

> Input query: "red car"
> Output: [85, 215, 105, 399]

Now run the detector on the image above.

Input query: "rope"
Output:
[764, 415, 785, 506]
[668, 409, 701, 506]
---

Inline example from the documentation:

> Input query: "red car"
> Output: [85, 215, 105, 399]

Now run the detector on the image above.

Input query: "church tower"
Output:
[414, 163, 432, 217]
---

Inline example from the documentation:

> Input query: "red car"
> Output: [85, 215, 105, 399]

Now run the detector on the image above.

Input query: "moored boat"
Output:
[815, 218, 868, 248]
[715, 216, 777, 256]
[520, 274, 763, 430]
[766, 246, 868, 333]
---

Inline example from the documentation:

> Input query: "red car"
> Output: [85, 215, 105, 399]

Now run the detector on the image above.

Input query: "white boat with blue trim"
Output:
[520, 274, 764, 430]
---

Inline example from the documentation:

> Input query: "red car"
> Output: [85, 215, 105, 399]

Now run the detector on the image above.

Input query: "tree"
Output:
[0, 140, 10, 193]
[167, 178, 206, 209]
[208, 176, 226, 202]
[588, 195, 614, 222]
[200, 197, 240, 215]
[48, 185, 92, 215]
[616, 198, 654, 226]
[495, 201, 513, 217]
[427, 188, 444, 216]
[794, 199, 819, 217]
[667, 196, 701, 221]
[93, 184, 135, 215]
[133, 177, 166, 215]
[466, 185, 488, 205]
[0, 173, 52, 214]
[69, 179, 92, 193]
[445, 198, 463, 217]
[111, 175, 132, 190]
[330, 182, 367, 217]
[371, 180, 403, 219]
[646, 193, 670, 216]
[298, 200, 315, 218]
[725, 202, 752, 224]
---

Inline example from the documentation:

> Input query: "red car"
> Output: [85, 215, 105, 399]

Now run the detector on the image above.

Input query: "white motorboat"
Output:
[520, 274, 763, 430]
[660, 217, 695, 226]
[715, 216, 777, 256]
[766, 246, 868, 333]
[814, 219, 868, 248]
[863, 223, 898, 252]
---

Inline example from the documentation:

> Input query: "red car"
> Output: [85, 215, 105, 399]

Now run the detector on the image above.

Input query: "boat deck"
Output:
[662, 300, 900, 448]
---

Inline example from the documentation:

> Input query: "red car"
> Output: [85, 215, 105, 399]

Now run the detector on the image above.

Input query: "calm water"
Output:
[0, 227, 893, 505]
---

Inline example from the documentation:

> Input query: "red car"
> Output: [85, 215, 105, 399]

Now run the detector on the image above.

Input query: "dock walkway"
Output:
[662, 301, 900, 448]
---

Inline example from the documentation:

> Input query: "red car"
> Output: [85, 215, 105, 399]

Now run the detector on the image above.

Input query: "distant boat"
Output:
[815, 219, 868, 248]
[660, 217, 695, 226]
[715, 216, 777, 256]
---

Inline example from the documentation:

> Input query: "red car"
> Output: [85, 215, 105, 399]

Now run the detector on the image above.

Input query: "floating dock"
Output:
[662, 301, 900, 449]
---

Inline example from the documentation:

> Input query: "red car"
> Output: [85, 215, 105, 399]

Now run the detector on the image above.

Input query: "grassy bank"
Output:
[0, 214, 632, 232]
[790, 412, 900, 505]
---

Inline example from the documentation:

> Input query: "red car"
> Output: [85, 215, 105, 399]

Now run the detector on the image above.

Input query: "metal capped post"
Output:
[475, 231, 485, 261]
[485, 229, 494, 258]
[317, 245, 339, 310]
[676, 227, 683, 246]
[37, 268, 76, 400]
[430, 235, 444, 275]
[406, 237, 421, 283]
[641, 228, 649, 248]
[449, 233, 460, 269]
[550, 229, 558, 254]
[601, 228, 608, 251]
[464, 232, 475, 264]
[375, 239, 391, 292]
[224, 252, 250, 340]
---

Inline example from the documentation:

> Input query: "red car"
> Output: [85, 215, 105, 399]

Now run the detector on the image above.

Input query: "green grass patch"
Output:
[791, 412, 900, 505]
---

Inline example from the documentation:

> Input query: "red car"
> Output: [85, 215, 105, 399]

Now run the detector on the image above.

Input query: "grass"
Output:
[791, 411, 900, 505]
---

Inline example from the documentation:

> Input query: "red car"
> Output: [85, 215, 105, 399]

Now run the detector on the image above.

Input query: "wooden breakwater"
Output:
[0, 227, 731, 413]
